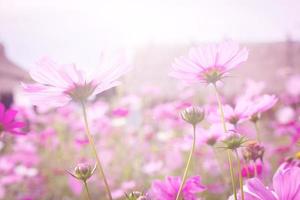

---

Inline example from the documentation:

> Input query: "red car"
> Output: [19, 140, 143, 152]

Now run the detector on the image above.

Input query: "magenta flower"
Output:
[23, 55, 131, 108]
[148, 176, 206, 200]
[229, 166, 300, 200]
[0, 103, 25, 135]
[170, 40, 248, 85]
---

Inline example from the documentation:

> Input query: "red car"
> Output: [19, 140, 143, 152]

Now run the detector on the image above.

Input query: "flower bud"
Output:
[125, 191, 148, 200]
[67, 163, 96, 182]
[181, 106, 205, 126]
[242, 141, 265, 162]
[221, 131, 246, 150]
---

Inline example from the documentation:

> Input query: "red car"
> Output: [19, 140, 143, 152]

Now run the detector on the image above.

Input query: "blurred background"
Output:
[1, 1, 300, 199]
[1, 0, 300, 104]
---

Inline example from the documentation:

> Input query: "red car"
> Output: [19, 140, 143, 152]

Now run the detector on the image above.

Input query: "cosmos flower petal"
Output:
[216, 41, 248, 70]
[3, 110, 17, 124]
[30, 58, 70, 88]
[245, 178, 277, 200]
[92, 81, 121, 97]
[23, 83, 71, 107]
[6, 121, 25, 129]
[273, 167, 300, 200]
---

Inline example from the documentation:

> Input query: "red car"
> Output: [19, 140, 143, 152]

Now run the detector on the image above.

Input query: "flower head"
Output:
[125, 191, 149, 200]
[221, 131, 247, 150]
[198, 124, 224, 146]
[181, 106, 205, 126]
[223, 100, 250, 125]
[23, 54, 131, 108]
[170, 40, 248, 85]
[148, 176, 206, 200]
[0, 103, 25, 136]
[67, 163, 96, 182]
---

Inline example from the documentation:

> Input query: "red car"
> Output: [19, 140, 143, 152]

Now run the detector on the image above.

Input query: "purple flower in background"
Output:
[148, 176, 206, 200]
[0, 103, 25, 135]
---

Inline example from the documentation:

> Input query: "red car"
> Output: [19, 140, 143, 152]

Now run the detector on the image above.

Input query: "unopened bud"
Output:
[125, 191, 148, 200]
[181, 106, 205, 126]
[221, 131, 246, 150]
[67, 163, 96, 182]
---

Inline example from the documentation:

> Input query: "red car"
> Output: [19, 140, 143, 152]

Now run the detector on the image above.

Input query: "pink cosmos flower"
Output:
[245, 94, 278, 121]
[197, 124, 224, 146]
[223, 100, 251, 125]
[229, 166, 300, 200]
[0, 103, 25, 135]
[148, 176, 206, 200]
[170, 40, 248, 84]
[23, 54, 131, 108]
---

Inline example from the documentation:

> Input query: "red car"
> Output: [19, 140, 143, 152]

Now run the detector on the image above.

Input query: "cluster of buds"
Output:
[221, 131, 247, 150]
[181, 106, 205, 126]
[242, 141, 265, 162]
[125, 191, 149, 200]
[67, 163, 96, 182]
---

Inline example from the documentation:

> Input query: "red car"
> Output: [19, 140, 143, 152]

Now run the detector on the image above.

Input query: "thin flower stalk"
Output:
[254, 122, 261, 142]
[175, 125, 197, 200]
[235, 150, 245, 200]
[213, 84, 238, 200]
[84, 181, 92, 200]
[81, 101, 113, 200]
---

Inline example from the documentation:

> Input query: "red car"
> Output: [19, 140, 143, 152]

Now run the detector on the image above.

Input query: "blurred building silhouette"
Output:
[0, 43, 30, 107]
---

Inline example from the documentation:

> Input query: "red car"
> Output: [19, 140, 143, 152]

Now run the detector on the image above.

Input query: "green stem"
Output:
[81, 102, 113, 200]
[213, 84, 227, 132]
[254, 122, 261, 142]
[175, 125, 197, 200]
[84, 181, 92, 200]
[235, 150, 245, 200]
[213, 84, 237, 200]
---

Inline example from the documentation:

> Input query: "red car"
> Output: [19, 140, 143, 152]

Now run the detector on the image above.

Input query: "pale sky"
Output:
[0, 0, 300, 70]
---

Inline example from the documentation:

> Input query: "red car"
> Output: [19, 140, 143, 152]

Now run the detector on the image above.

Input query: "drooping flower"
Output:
[0, 103, 25, 136]
[229, 165, 300, 200]
[23, 54, 131, 108]
[170, 40, 248, 85]
[148, 176, 206, 200]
